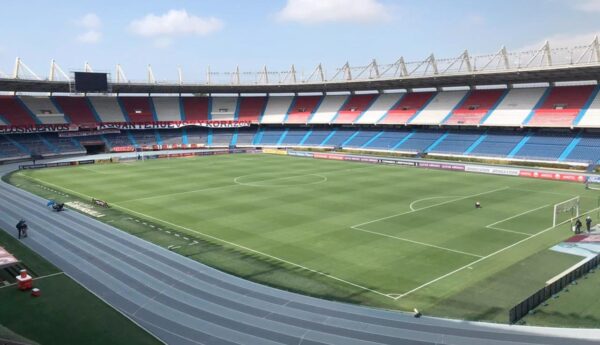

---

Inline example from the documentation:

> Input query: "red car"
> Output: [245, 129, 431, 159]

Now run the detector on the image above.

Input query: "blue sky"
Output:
[0, 0, 598, 81]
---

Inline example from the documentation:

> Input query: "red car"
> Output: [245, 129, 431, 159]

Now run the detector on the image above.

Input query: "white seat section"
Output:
[211, 97, 238, 121]
[88, 96, 127, 122]
[576, 90, 600, 127]
[260, 96, 294, 124]
[19, 96, 66, 124]
[308, 95, 349, 123]
[356, 93, 403, 124]
[152, 97, 181, 122]
[409, 91, 467, 125]
[482, 88, 546, 126]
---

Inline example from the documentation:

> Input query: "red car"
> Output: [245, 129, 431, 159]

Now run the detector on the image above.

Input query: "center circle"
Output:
[233, 173, 328, 187]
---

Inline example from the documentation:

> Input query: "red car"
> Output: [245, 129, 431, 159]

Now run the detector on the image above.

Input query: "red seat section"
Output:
[286, 96, 322, 124]
[53, 96, 97, 125]
[237, 97, 266, 123]
[333, 94, 376, 124]
[120, 97, 155, 123]
[527, 86, 595, 127]
[182, 97, 209, 121]
[0, 96, 37, 125]
[379, 92, 435, 124]
[444, 89, 505, 126]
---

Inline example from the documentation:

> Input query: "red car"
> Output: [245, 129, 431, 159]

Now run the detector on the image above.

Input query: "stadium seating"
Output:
[363, 129, 413, 150]
[482, 88, 546, 126]
[237, 97, 266, 124]
[379, 92, 435, 124]
[53, 96, 98, 125]
[280, 128, 310, 145]
[566, 133, 600, 163]
[211, 129, 235, 146]
[302, 129, 334, 146]
[286, 96, 322, 124]
[181, 97, 209, 121]
[236, 127, 259, 145]
[409, 91, 468, 125]
[343, 129, 380, 148]
[321, 128, 357, 146]
[444, 90, 506, 126]
[511, 131, 574, 161]
[427, 131, 482, 155]
[467, 130, 525, 157]
[333, 94, 377, 124]
[186, 127, 209, 145]
[355, 93, 403, 124]
[88, 96, 128, 123]
[261, 96, 294, 124]
[119, 97, 155, 123]
[575, 87, 600, 127]
[211, 97, 238, 121]
[394, 129, 445, 152]
[0, 96, 39, 125]
[526, 86, 595, 127]
[159, 129, 184, 145]
[256, 128, 287, 145]
[309, 95, 349, 123]
[0, 135, 28, 159]
[152, 97, 183, 122]
[19, 96, 66, 124]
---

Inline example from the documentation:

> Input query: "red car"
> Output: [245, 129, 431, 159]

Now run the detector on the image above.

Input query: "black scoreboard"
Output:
[74, 72, 109, 92]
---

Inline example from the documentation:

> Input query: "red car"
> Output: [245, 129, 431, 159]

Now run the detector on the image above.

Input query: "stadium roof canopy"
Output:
[1, 39, 600, 94]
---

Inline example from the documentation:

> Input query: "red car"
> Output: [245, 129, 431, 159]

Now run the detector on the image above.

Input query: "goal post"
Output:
[553, 196, 580, 227]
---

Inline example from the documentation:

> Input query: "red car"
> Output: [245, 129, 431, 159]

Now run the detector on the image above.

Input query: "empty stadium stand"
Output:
[182, 97, 209, 121]
[88, 96, 128, 123]
[482, 88, 546, 126]
[19, 96, 67, 124]
[237, 97, 266, 124]
[261, 96, 294, 124]
[119, 97, 156, 123]
[378, 92, 435, 124]
[211, 97, 238, 121]
[53, 96, 99, 125]
[333, 94, 377, 124]
[152, 97, 183, 122]
[309, 95, 348, 124]
[444, 89, 506, 126]
[356, 93, 403, 124]
[526, 86, 595, 127]
[575, 86, 600, 127]
[409, 90, 468, 125]
[0, 96, 39, 125]
[286, 96, 322, 124]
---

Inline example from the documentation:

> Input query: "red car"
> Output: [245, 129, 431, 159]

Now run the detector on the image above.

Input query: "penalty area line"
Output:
[393, 205, 600, 300]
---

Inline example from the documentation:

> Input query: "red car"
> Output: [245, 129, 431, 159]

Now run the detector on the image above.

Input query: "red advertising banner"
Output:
[519, 170, 586, 183]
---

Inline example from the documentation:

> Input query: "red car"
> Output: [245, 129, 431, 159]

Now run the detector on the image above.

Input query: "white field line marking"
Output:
[351, 186, 509, 229]
[484, 204, 550, 236]
[22, 176, 395, 300]
[118, 165, 372, 203]
[233, 173, 327, 187]
[351, 226, 483, 258]
[409, 196, 458, 211]
[109, 202, 395, 300]
[393, 206, 600, 299]
[0, 271, 65, 289]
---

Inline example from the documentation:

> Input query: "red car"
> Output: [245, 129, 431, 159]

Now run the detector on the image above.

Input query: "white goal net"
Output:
[553, 196, 580, 227]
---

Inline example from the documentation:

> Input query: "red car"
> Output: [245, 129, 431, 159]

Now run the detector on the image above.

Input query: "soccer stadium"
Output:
[1, 1, 600, 344]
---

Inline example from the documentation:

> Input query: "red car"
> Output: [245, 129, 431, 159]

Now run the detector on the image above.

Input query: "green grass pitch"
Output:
[9, 153, 600, 325]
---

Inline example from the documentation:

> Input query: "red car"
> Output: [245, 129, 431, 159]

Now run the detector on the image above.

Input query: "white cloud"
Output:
[75, 13, 102, 44]
[518, 31, 600, 52]
[77, 30, 102, 44]
[76, 13, 102, 29]
[129, 9, 223, 37]
[276, 0, 390, 24]
[574, 0, 600, 12]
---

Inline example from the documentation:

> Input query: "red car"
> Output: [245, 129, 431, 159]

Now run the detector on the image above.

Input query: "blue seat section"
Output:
[566, 134, 600, 163]
[322, 129, 357, 146]
[280, 128, 309, 145]
[235, 128, 258, 145]
[302, 129, 332, 146]
[512, 131, 574, 161]
[468, 131, 525, 157]
[212, 129, 235, 146]
[343, 130, 380, 148]
[428, 131, 482, 155]
[258, 128, 286, 145]
[394, 130, 444, 152]
[364, 130, 412, 150]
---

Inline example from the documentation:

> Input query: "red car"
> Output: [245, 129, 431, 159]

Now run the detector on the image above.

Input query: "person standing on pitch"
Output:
[586, 216, 592, 233]
[575, 219, 583, 234]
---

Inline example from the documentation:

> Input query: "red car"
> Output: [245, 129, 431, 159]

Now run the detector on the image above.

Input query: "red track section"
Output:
[444, 90, 505, 126]
[53, 96, 97, 125]
[286, 96, 322, 124]
[0, 96, 36, 125]
[120, 97, 155, 123]
[379, 92, 435, 124]
[333, 94, 376, 124]
[182, 97, 209, 121]
[527, 86, 595, 127]
[237, 97, 266, 123]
